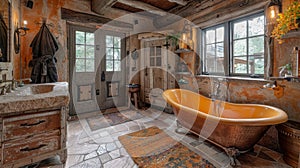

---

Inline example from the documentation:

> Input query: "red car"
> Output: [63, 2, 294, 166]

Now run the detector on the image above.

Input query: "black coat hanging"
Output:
[29, 22, 58, 83]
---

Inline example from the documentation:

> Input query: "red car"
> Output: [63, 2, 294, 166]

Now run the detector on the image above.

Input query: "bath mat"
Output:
[86, 110, 144, 131]
[119, 126, 215, 168]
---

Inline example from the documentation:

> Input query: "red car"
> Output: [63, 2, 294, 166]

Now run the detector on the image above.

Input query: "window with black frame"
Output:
[202, 13, 265, 77]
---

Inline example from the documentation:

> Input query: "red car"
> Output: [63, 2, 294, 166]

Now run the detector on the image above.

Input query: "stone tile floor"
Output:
[34, 107, 291, 168]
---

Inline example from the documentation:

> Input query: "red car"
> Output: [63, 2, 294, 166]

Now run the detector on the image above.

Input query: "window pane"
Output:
[106, 60, 113, 71]
[216, 57, 224, 73]
[150, 58, 155, 66]
[106, 36, 113, 47]
[114, 61, 121, 71]
[234, 39, 247, 56]
[216, 27, 224, 42]
[156, 46, 161, 55]
[248, 15, 264, 37]
[249, 56, 264, 74]
[206, 44, 215, 57]
[76, 31, 85, 44]
[86, 33, 94, 45]
[76, 45, 85, 58]
[233, 57, 247, 73]
[248, 36, 264, 55]
[76, 59, 85, 72]
[114, 48, 121, 60]
[86, 46, 94, 58]
[106, 48, 113, 59]
[233, 21, 247, 39]
[216, 43, 224, 57]
[86, 60, 95, 72]
[206, 30, 215, 43]
[150, 47, 154, 56]
[114, 37, 121, 48]
[156, 57, 161, 66]
[206, 57, 216, 72]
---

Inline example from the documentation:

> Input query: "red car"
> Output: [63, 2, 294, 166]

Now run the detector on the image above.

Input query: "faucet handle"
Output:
[6, 84, 11, 93]
[1, 86, 6, 95]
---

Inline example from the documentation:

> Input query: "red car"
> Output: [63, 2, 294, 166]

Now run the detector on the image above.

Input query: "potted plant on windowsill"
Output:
[166, 33, 180, 50]
[272, 1, 300, 44]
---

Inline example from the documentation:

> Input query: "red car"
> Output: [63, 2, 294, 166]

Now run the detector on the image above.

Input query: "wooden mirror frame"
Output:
[0, 0, 11, 62]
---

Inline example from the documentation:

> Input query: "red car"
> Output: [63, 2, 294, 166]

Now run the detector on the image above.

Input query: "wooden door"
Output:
[68, 25, 99, 115]
[141, 38, 176, 109]
[95, 30, 126, 109]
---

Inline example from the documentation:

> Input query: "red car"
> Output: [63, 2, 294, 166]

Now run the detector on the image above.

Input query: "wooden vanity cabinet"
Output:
[0, 107, 67, 168]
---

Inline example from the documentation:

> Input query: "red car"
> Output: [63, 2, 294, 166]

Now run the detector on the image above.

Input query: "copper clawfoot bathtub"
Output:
[162, 89, 288, 165]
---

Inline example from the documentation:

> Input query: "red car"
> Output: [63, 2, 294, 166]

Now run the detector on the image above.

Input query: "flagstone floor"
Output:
[33, 107, 291, 168]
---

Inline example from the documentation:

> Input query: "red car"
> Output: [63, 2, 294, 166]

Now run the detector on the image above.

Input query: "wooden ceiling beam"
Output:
[168, 0, 188, 6]
[61, 8, 133, 29]
[117, 0, 167, 16]
[91, 0, 118, 15]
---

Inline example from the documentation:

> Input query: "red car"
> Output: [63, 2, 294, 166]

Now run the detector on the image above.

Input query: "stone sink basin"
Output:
[0, 82, 69, 114]
[17, 84, 55, 96]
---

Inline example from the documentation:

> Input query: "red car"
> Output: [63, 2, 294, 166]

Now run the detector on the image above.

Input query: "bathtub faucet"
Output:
[263, 81, 277, 89]
[263, 81, 284, 98]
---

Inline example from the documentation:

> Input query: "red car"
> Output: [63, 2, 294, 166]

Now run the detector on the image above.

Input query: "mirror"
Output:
[0, 0, 10, 62]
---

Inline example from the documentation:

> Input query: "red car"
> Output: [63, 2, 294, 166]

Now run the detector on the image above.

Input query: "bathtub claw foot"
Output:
[175, 120, 191, 135]
[225, 147, 240, 166]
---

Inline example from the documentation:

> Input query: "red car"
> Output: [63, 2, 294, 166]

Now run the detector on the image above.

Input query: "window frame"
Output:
[202, 23, 226, 75]
[201, 12, 265, 78]
[75, 31, 95, 73]
[105, 35, 122, 72]
[230, 12, 265, 77]
[149, 46, 162, 67]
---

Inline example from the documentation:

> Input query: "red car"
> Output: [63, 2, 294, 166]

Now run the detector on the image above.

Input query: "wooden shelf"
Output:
[282, 30, 300, 39]
[176, 72, 191, 75]
[175, 49, 193, 53]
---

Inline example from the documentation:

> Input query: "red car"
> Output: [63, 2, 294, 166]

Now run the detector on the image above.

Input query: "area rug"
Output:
[119, 126, 215, 168]
[86, 110, 144, 131]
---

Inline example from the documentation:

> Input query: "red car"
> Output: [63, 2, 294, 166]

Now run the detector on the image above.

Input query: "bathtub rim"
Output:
[162, 89, 288, 126]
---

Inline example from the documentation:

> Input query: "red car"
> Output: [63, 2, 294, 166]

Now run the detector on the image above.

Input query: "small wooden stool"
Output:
[127, 84, 140, 109]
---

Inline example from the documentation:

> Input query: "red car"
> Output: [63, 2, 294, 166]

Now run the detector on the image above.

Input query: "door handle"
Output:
[101, 71, 105, 81]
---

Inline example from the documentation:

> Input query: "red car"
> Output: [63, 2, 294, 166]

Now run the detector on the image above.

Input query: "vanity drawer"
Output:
[3, 110, 61, 141]
[3, 130, 60, 164]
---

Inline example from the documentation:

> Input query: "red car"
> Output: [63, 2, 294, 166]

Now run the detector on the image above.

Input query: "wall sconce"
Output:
[14, 20, 29, 87]
[14, 20, 29, 54]
[26, 0, 34, 9]
[266, 0, 281, 25]
[180, 20, 193, 50]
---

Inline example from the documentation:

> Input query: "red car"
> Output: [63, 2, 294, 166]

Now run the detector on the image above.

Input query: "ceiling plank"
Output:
[154, 0, 268, 28]
[117, 0, 167, 16]
[61, 8, 133, 29]
[193, 0, 268, 28]
[91, 0, 118, 15]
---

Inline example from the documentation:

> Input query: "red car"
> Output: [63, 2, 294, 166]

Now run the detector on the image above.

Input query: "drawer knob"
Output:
[20, 144, 47, 152]
[20, 120, 46, 127]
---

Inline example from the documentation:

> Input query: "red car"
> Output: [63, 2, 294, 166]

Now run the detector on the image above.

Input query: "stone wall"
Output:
[13, 0, 96, 82]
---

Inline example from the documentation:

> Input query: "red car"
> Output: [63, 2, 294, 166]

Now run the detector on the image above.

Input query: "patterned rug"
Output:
[86, 110, 144, 131]
[119, 126, 215, 168]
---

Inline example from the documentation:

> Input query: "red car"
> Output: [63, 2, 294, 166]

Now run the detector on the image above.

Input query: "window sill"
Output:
[195, 75, 268, 82]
